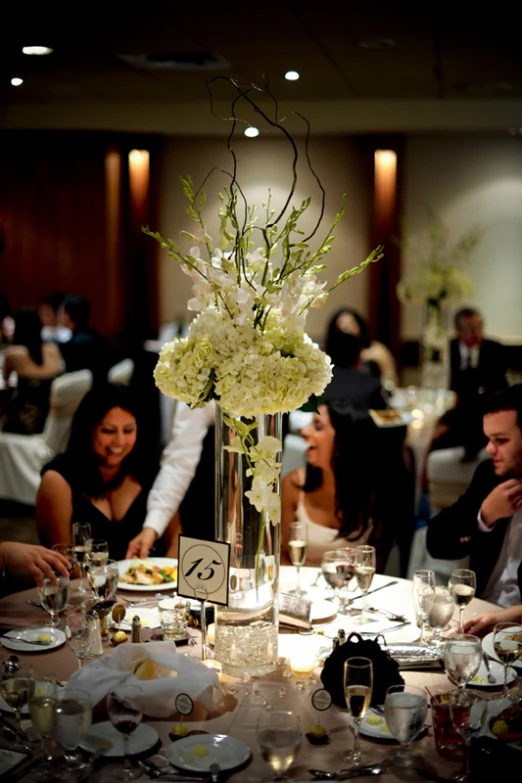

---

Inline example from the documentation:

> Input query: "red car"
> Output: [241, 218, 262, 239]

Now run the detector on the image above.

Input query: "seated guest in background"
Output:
[0, 291, 14, 346]
[323, 330, 388, 410]
[36, 383, 171, 561]
[427, 385, 522, 607]
[2, 307, 62, 435]
[58, 294, 111, 381]
[326, 307, 398, 388]
[0, 541, 69, 586]
[38, 291, 72, 344]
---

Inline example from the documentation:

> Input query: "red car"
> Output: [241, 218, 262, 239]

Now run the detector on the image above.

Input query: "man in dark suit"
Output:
[58, 295, 111, 382]
[427, 385, 522, 605]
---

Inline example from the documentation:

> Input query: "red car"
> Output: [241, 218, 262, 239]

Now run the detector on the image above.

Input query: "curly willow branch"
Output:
[294, 111, 326, 244]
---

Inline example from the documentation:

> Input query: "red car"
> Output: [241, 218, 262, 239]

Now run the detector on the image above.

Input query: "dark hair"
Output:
[326, 308, 370, 349]
[483, 384, 522, 431]
[41, 291, 66, 313]
[63, 294, 90, 330]
[302, 400, 377, 540]
[0, 292, 10, 321]
[13, 307, 43, 365]
[454, 307, 481, 330]
[65, 383, 142, 497]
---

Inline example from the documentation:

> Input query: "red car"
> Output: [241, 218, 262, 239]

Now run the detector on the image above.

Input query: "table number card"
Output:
[175, 693, 194, 716]
[177, 536, 230, 606]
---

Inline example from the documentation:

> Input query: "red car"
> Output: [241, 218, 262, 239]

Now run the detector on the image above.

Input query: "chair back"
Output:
[108, 358, 134, 386]
[42, 369, 93, 453]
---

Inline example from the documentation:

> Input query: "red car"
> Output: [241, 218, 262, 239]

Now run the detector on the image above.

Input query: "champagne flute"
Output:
[443, 634, 482, 690]
[449, 690, 487, 782]
[256, 709, 302, 782]
[0, 663, 33, 751]
[28, 676, 57, 768]
[65, 612, 94, 668]
[54, 689, 92, 770]
[384, 684, 428, 767]
[38, 574, 70, 626]
[493, 622, 522, 697]
[288, 521, 308, 597]
[354, 545, 376, 620]
[72, 522, 93, 595]
[412, 570, 436, 645]
[428, 586, 456, 647]
[448, 569, 476, 633]
[342, 656, 373, 766]
[107, 684, 143, 781]
[89, 539, 109, 567]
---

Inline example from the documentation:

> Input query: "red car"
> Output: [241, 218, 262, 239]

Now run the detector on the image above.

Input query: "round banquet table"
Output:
[0, 567, 516, 782]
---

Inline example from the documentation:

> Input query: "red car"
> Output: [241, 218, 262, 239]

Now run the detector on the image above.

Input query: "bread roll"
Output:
[132, 658, 157, 681]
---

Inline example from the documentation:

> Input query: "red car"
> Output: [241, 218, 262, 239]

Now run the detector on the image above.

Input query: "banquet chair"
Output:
[108, 358, 134, 386]
[0, 369, 92, 505]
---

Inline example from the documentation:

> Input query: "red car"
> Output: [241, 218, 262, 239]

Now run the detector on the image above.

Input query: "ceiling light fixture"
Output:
[244, 126, 259, 138]
[285, 70, 300, 81]
[11, 77, 24, 87]
[22, 46, 53, 56]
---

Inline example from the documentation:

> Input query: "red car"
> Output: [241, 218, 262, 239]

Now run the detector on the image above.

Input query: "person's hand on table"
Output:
[464, 605, 522, 635]
[0, 541, 70, 585]
[480, 479, 522, 526]
[125, 527, 158, 559]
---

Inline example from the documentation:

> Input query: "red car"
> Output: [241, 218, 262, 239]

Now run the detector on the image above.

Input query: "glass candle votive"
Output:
[158, 598, 191, 640]
[289, 651, 316, 678]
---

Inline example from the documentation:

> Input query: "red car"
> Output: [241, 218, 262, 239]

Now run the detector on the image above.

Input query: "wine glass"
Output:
[89, 559, 119, 600]
[342, 656, 373, 766]
[334, 547, 357, 613]
[493, 622, 522, 697]
[321, 549, 356, 608]
[448, 569, 476, 632]
[54, 689, 92, 770]
[384, 684, 428, 767]
[72, 522, 93, 595]
[28, 676, 57, 769]
[412, 569, 435, 645]
[428, 586, 456, 647]
[449, 690, 487, 782]
[288, 521, 308, 597]
[354, 545, 376, 620]
[256, 709, 302, 781]
[443, 634, 482, 690]
[65, 612, 95, 668]
[89, 539, 109, 567]
[107, 684, 143, 781]
[0, 663, 33, 751]
[38, 573, 70, 626]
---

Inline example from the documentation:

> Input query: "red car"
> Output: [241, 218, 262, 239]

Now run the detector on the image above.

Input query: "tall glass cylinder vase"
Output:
[214, 409, 282, 677]
[420, 301, 450, 389]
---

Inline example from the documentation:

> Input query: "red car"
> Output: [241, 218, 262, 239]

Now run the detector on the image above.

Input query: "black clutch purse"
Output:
[320, 632, 404, 707]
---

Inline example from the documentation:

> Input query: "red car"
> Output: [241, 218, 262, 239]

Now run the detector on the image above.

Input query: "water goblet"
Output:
[342, 656, 373, 766]
[28, 676, 57, 769]
[384, 684, 428, 767]
[428, 586, 455, 647]
[107, 684, 143, 780]
[38, 573, 70, 626]
[321, 550, 345, 605]
[412, 569, 435, 645]
[449, 569, 476, 632]
[54, 688, 92, 770]
[443, 634, 482, 690]
[354, 545, 376, 620]
[493, 622, 522, 697]
[0, 662, 33, 751]
[65, 611, 95, 668]
[256, 709, 302, 781]
[288, 521, 308, 597]
[89, 539, 109, 567]
[89, 559, 119, 600]
[72, 522, 93, 595]
[449, 690, 487, 782]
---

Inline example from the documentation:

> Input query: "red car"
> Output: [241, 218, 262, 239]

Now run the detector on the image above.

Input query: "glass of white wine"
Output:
[493, 622, 522, 697]
[342, 656, 373, 766]
[89, 539, 109, 567]
[38, 574, 70, 626]
[288, 521, 308, 597]
[1, 663, 33, 752]
[449, 690, 487, 783]
[28, 676, 57, 769]
[443, 634, 482, 690]
[448, 569, 476, 633]
[428, 586, 456, 647]
[256, 709, 302, 781]
[354, 545, 376, 620]
[72, 522, 93, 595]
[384, 684, 428, 767]
[412, 569, 436, 645]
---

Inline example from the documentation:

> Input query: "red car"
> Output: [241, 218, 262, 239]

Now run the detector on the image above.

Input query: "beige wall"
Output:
[401, 135, 522, 343]
[155, 136, 372, 343]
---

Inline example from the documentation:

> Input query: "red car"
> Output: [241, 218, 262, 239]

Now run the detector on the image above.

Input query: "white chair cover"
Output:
[108, 358, 134, 386]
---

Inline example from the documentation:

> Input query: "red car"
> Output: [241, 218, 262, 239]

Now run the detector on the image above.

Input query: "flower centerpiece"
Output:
[146, 78, 382, 675]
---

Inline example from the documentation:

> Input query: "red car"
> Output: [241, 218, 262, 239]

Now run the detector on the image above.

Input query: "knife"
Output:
[2, 635, 53, 646]
[350, 581, 398, 600]
[360, 621, 411, 635]
[413, 767, 451, 783]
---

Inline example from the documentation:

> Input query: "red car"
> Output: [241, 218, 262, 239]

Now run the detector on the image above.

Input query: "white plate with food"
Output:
[369, 410, 413, 428]
[481, 697, 522, 749]
[1, 626, 66, 653]
[482, 628, 522, 670]
[348, 708, 393, 739]
[168, 733, 251, 773]
[81, 722, 159, 757]
[117, 558, 178, 591]
[468, 658, 516, 689]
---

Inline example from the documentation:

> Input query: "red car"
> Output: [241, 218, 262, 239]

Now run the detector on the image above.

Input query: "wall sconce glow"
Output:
[22, 46, 53, 55]
[374, 150, 397, 169]
[129, 149, 150, 168]
[244, 126, 259, 138]
[11, 77, 24, 87]
[285, 70, 300, 81]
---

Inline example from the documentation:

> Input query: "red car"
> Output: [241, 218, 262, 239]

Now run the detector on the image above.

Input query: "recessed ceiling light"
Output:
[358, 38, 395, 49]
[22, 46, 53, 56]
[285, 70, 300, 81]
[11, 77, 24, 87]
[244, 126, 259, 138]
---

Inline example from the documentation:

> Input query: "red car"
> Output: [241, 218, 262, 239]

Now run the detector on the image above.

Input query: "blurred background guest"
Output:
[2, 307, 62, 435]
[38, 291, 72, 343]
[323, 328, 388, 410]
[58, 294, 111, 381]
[0, 291, 14, 347]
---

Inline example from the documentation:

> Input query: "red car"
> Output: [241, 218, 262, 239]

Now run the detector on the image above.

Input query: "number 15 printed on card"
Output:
[177, 536, 231, 606]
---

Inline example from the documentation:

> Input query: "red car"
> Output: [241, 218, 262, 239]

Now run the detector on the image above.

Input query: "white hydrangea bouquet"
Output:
[145, 79, 382, 524]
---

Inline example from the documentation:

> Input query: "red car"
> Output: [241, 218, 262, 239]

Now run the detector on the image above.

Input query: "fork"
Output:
[368, 606, 407, 622]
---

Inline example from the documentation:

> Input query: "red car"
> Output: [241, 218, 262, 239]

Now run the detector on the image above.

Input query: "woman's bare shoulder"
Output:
[283, 470, 303, 493]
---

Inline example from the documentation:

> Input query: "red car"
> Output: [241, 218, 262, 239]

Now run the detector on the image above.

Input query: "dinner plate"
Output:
[0, 626, 66, 653]
[369, 410, 413, 428]
[167, 733, 251, 773]
[311, 599, 338, 624]
[117, 558, 178, 592]
[468, 658, 516, 689]
[482, 629, 522, 670]
[117, 607, 161, 629]
[480, 697, 522, 752]
[348, 708, 394, 740]
[81, 722, 159, 757]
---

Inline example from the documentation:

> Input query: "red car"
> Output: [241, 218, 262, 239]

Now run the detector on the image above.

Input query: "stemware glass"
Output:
[28, 676, 57, 769]
[0, 663, 33, 751]
[89, 559, 119, 600]
[256, 709, 302, 782]
[449, 690, 487, 782]
[107, 684, 143, 781]
[354, 545, 376, 620]
[321, 549, 356, 609]
[54, 688, 92, 770]
[448, 569, 476, 633]
[342, 656, 373, 766]
[38, 573, 70, 626]
[428, 586, 456, 647]
[384, 684, 428, 767]
[288, 521, 308, 597]
[493, 622, 522, 697]
[71, 522, 93, 595]
[89, 539, 109, 567]
[65, 612, 95, 668]
[443, 634, 482, 690]
[412, 569, 435, 645]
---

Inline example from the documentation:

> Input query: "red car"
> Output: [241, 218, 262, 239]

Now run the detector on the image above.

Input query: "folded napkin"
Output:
[67, 641, 223, 718]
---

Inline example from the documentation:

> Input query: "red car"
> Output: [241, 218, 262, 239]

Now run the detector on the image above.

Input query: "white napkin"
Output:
[67, 641, 223, 718]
